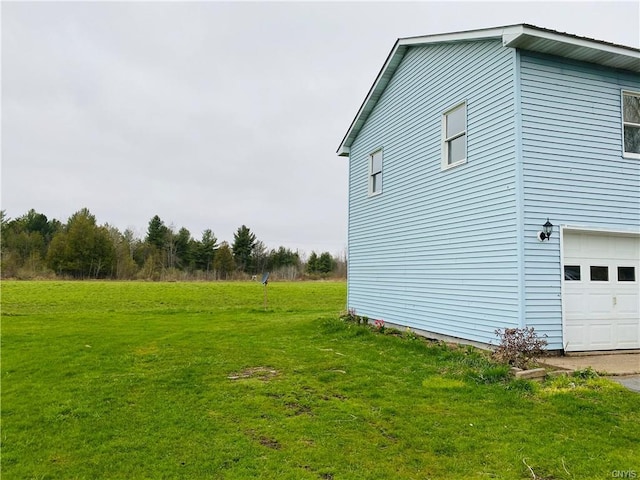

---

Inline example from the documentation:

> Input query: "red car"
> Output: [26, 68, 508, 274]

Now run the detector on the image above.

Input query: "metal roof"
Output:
[337, 24, 640, 156]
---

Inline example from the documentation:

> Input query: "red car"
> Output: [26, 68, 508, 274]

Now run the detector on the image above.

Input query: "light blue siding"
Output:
[348, 40, 518, 345]
[520, 52, 640, 349]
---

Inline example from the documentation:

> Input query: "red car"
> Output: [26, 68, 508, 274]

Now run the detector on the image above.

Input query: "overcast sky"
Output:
[2, 1, 638, 256]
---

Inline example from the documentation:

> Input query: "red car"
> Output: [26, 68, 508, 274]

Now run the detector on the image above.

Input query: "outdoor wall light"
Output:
[537, 219, 554, 242]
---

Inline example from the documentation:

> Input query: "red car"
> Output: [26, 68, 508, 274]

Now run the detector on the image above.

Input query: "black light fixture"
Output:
[537, 218, 553, 242]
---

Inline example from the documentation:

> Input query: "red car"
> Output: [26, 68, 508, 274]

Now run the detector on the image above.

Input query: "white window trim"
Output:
[368, 148, 383, 196]
[441, 101, 467, 170]
[622, 90, 640, 159]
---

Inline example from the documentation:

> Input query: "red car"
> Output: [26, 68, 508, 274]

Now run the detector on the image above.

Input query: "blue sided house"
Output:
[337, 24, 640, 353]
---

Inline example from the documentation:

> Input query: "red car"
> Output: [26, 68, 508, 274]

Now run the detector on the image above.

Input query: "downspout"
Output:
[513, 48, 526, 329]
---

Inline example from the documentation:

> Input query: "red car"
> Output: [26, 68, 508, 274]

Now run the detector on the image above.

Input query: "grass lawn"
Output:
[2, 281, 639, 479]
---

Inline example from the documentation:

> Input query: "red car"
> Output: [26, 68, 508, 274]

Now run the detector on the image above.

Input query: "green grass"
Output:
[2, 281, 639, 479]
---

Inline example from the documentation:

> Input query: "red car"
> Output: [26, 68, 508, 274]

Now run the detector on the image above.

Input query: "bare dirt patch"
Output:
[259, 436, 281, 449]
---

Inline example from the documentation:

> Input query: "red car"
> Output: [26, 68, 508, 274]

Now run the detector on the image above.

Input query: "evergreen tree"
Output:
[306, 251, 319, 274]
[146, 215, 168, 250]
[232, 225, 257, 273]
[318, 252, 335, 274]
[145, 215, 173, 271]
[267, 246, 300, 270]
[213, 242, 235, 280]
[21, 209, 56, 241]
[195, 229, 218, 272]
[174, 227, 192, 269]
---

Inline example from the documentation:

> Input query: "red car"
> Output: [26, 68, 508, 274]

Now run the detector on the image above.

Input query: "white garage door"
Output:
[563, 231, 639, 352]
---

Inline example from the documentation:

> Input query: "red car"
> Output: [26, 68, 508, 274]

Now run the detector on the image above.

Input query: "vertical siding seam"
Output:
[514, 48, 526, 329]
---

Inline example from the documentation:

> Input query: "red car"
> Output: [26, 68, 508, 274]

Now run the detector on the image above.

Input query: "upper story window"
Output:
[623, 91, 640, 159]
[442, 102, 467, 169]
[369, 149, 383, 196]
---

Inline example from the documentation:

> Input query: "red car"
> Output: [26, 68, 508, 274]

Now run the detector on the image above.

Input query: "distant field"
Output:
[2, 281, 639, 479]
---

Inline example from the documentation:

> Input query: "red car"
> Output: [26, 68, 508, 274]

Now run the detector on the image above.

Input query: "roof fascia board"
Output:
[337, 40, 406, 156]
[501, 24, 525, 45]
[337, 145, 350, 156]
[399, 26, 510, 46]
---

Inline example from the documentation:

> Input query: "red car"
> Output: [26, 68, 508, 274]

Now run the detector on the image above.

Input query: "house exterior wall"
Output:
[347, 39, 519, 345]
[519, 51, 640, 349]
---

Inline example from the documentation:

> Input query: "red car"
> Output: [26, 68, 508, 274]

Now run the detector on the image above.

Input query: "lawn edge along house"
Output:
[337, 24, 640, 353]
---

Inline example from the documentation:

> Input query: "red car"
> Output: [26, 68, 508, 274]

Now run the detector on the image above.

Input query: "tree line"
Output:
[0, 208, 346, 281]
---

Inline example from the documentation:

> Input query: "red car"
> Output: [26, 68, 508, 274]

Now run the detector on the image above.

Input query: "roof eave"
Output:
[503, 25, 640, 73]
[337, 145, 350, 157]
[336, 41, 407, 156]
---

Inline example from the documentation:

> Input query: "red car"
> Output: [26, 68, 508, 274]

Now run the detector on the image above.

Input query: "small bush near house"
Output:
[493, 327, 548, 369]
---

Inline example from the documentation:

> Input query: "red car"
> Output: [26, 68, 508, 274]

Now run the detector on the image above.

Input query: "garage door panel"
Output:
[564, 325, 585, 350]
[588, 323, 614, 349]
[617, 294, 639, 314]
[614, 237, 638, 256]
[618, 320, 639, 335]
[587, 294, 612, 314]
[616, 323, 640, 346]
[563, 231, 639, 352]
[564, 292, 587, 314]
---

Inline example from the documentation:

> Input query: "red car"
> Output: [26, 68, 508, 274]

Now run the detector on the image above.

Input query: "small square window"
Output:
[622, 91, 640, 158]
[564, 265, 581, 281]
[618, 266, 636, 282]
[590, 266, 609, 282]
[442, 102, 466, 169]
[369, 149, 383, 195]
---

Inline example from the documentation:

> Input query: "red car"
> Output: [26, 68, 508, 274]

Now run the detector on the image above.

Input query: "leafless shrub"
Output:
[493, 327, 548, 370]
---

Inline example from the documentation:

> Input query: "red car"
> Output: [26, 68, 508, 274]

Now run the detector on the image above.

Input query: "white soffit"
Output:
[503, 25, 640, 73]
